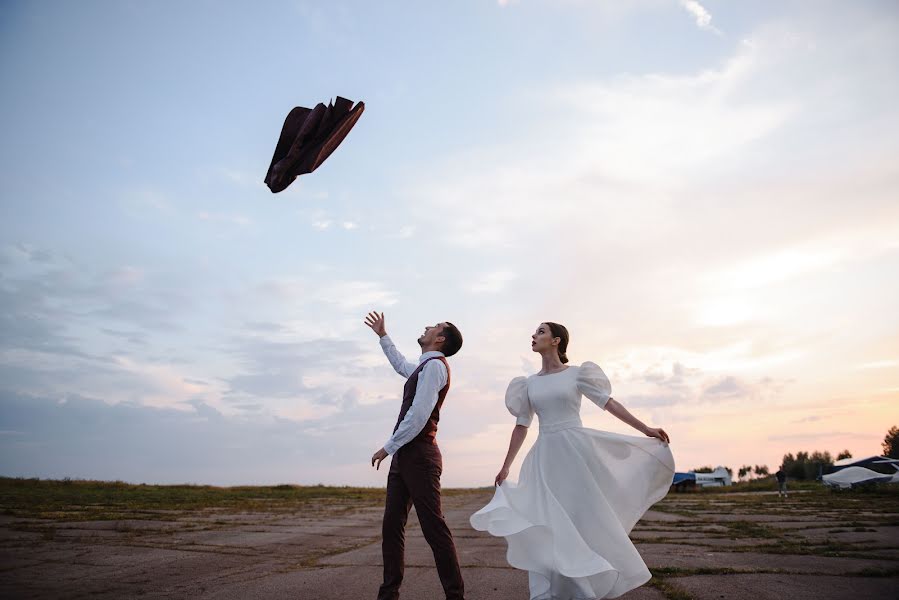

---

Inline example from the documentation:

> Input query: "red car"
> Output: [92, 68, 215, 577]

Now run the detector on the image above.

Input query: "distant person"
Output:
[365, 312, 465, 600]
[775, 468, 787, 498]
[470, 322, 675, 599]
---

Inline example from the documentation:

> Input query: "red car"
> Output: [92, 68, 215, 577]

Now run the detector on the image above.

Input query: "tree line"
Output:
[692, 426, 899, 482]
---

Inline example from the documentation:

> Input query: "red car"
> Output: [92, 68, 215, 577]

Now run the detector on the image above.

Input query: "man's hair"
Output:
[439, 322, 463, 357]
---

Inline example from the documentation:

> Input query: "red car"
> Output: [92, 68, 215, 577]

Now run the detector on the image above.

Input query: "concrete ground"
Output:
[1, 489, 897, 599]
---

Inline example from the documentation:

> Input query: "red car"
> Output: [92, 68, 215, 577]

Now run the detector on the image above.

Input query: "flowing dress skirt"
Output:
[470, 426, 675, 599]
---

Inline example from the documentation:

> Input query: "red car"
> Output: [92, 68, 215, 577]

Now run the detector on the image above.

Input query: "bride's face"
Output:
[531, 323, 558, 354]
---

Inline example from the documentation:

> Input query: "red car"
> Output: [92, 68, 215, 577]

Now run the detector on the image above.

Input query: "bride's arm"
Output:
[605, 398, 670, 443]
[495, 424, 529, 486]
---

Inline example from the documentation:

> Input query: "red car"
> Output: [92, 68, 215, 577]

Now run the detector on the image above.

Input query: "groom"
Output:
[365, 311, 465, 600]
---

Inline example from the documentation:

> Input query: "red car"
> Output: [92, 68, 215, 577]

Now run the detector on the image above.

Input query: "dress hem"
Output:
[471, 504, 654, 599]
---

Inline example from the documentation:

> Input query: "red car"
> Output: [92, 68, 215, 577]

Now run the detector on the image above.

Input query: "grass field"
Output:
[0, 476, 487, 521]
[2, 476, 896, 522]
[0, 477, 388, 521]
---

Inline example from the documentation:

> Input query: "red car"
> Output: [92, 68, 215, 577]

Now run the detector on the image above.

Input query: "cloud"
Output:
[391, 225, 416, 239]
[704, 223, 899, 291]
[702, 375, 751, 399]
[792, 415, 822, 424]
[100, 328, 149, 346]
[0, 390, 396, 486]
[550, 52, 795, 183]
[639, 361, 698, 392]
[520, 356, 537, 375]
[247, 276, 397, 316]
[223, 336, 366, 401]
[467, 270, 517, 294]
[0, 248, 192, 338]
[0, 293, 91, 360]
[0, 353, 203, 412]
[855, 359, 899, 370]
[767, 431, 872, 443]
[402, 28, 809, 255]
[7, 243, 55, 265]
[219, 167, 266, 190]
[404, 11, 899, 287]
[0, 246, 223, 409]
[310, 219, 360, 232]
[120, 187, 178, 218]
[606, 358, 788, 409]
[197, 211, 253, 227]
[319, 280, 398, 310]
[679, 0, 722, 35]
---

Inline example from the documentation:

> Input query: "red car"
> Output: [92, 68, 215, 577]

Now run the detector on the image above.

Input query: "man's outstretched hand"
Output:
[365, 311, 387, 338]
[371, 447, 388, 469]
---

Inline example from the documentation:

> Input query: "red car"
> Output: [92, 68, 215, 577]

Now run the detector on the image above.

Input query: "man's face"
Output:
[418, 322, 447, 348]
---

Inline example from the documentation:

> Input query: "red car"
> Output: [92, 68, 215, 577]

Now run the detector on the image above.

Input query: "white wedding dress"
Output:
[469, 362, 675, 599]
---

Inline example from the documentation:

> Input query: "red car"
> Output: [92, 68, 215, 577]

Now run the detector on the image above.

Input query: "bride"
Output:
[470, 322, 675, 599]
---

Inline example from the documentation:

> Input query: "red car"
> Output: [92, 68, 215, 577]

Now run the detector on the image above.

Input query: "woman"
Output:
[470, 322, 675, 599]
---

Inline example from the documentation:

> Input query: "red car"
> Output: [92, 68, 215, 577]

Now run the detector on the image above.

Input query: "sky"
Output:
[1, 0, 897, 488]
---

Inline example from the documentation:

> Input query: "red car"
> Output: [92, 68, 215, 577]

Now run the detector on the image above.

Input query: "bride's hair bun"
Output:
[545, 322, 570, 364]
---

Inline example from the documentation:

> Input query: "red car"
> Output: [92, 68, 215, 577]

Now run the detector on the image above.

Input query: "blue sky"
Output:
[1, 1, 898, 486]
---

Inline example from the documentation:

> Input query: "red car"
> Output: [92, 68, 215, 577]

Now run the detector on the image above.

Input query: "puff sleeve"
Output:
[577, 361, 612, 410]
[504, 376, 534, 427]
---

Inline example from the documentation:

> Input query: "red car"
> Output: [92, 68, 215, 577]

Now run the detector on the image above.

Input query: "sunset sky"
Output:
[1, 0, 897, 487]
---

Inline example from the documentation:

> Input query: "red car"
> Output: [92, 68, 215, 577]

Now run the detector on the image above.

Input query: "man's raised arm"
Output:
[364, 311, 417, 378]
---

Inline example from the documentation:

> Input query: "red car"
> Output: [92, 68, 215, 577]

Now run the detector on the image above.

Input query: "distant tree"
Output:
[692, 466, 714, 473]
[782, 450, 835, 480]
[724, 466, 733, 478]
[808, 450, 833, 480]
[786, 452, 802, 480]
[753, 465, 770, 478]
[738, 465, 752, 481]
[884, 426, 899, 459]
[836, 449, 853, 461]
[781, 453, 795, 479]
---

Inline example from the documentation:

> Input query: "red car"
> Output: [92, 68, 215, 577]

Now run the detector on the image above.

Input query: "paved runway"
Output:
[2, 489, 897, 599]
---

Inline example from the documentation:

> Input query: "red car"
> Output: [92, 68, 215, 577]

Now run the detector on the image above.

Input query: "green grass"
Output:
[657, 486, 899, 515]
[0, 477, 392, 521]
[0, 476, 489, 522]
[684, 479, 899, 495]
[723, 520, 781, 539]
[647, 576, 696, 600]
[709, 479, 823, 493]
[651, 567, 751, 577]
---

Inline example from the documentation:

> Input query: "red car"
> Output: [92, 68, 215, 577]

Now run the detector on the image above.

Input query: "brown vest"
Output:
[392, 356, 451, 446]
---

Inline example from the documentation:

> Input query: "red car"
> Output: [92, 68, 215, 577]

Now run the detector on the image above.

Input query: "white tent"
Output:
[822, 456, 899, 489]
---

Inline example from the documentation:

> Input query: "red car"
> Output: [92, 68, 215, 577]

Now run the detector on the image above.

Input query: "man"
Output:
[775, 467, 787, 498]
[365, 311, 465, 600]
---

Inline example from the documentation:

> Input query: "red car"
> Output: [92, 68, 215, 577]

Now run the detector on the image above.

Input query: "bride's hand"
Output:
[645, 427, 670, 444]
[494, 466, 510, 487]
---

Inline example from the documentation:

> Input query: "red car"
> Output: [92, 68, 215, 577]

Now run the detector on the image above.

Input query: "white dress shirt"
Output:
[380, 335, 448, 455]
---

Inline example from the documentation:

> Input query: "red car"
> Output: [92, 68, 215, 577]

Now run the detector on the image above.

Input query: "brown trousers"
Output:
[377, 443, 464, 600]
